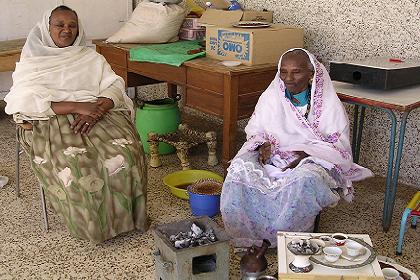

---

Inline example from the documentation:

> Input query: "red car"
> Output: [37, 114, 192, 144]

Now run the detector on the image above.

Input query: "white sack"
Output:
[106, 2, 186, 43]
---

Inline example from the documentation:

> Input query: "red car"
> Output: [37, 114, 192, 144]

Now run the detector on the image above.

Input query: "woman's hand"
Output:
[86, 98, 114, 122]
[282, 151, 308, 171]
[258, 142, 272, 165]
[71, 114, 97, 134]
[97, 97, 114, 112]
[75, 102, 106, 116]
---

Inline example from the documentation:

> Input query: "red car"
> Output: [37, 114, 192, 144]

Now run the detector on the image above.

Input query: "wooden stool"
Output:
[148, 124, 218, 170]
[396, 191, 419, 255]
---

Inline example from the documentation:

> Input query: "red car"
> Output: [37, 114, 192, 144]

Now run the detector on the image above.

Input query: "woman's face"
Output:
[280, 53, 313, 94]
[49, 10, 78, 48]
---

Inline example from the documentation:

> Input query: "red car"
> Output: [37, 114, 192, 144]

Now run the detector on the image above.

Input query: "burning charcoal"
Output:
[168, 223, 218, 249]
[208, 230, 217, 242]
[174, 239, 190, 249]
[174, 240, 183, 249]
[191, 223, 203, 237]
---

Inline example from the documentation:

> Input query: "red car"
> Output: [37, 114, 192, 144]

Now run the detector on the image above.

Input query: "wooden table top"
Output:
[0, 38, 26, 56]
[93, 40, 278, 75]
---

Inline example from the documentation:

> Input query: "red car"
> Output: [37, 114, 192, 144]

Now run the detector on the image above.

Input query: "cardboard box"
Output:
[198, 9, 243, 27]
[205, 24, 304, 65]
[209, 0, 230, 9]
[181, 17, 202, 29]
[179, 28, 206, 41]
[198, 9, 274, 27]
[242, 10, 273, 23]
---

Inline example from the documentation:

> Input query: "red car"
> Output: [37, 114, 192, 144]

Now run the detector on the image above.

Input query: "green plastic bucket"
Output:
[135, 98, 180, 154]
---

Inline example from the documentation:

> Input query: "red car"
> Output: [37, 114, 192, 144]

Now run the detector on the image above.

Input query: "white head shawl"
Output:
[20, 8, 86, 58]
[5, 8, 131, 118]
[237, 48, 373, 182]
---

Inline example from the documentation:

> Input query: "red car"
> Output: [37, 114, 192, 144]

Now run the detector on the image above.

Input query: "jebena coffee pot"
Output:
[240, 239, 271, 280]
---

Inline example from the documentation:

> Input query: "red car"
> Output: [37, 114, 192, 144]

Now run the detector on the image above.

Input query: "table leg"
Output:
[352, 106, 365, 163]
[222, 75, 239, 176]
[382, 109, 397, 231]
[351, 105, 359, 159]
[383, 111, 411, 231]
[167, 83, 177, 99]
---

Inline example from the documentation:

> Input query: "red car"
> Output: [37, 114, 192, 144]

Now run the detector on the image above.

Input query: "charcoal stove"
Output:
[153, 216, 230, 280]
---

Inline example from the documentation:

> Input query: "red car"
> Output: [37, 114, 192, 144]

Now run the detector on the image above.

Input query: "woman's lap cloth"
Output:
[221, 152, 341, 247]
[19, 111, 148, 243]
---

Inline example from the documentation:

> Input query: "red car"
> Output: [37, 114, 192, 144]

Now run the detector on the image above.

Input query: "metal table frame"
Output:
[335, 81, 420, 231]
[351, 105, 412, 231]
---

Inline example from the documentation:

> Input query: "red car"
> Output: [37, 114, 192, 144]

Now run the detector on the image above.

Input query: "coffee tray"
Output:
[310, 236, 377, 269]
[277, 232, 384, 280]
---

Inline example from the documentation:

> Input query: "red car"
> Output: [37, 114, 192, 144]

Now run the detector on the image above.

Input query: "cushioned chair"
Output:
[396, 191, 419, 255]
[16, 126, 49, 231]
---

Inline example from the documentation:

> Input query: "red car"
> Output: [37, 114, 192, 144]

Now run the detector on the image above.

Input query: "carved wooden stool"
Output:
[148, 124, 218, 170]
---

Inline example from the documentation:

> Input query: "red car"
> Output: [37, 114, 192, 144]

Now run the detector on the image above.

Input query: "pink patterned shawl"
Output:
[236, 48, 373, 182]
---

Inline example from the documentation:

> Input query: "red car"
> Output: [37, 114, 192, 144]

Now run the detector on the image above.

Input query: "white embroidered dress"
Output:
[220, 49, 373, 247]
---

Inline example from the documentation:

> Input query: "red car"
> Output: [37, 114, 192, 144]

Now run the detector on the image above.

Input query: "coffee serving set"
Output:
[286, 232, 376, 273]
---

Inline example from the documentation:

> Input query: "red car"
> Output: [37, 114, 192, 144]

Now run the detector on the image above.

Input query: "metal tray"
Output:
[309, 237, 376, 269]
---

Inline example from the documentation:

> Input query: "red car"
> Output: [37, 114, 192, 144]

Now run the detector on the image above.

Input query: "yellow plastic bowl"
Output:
[163, 170, 224, 200]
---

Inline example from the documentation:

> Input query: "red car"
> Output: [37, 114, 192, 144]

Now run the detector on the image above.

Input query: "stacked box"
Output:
[180, 17, 206, 41]
[181, 17, 202, 29]
[179, 27, 206, 41]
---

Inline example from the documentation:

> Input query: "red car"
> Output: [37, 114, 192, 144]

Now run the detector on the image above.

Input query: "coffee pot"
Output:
[240, 239, 271, 280]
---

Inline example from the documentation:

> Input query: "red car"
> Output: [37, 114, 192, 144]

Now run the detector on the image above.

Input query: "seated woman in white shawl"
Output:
[5, 6, 148, 243]
[220, 49, 373, 247]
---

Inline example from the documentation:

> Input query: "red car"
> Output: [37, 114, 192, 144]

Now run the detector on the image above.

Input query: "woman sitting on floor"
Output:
[220, 49, 373, 247]
[5, 6, 148, 243]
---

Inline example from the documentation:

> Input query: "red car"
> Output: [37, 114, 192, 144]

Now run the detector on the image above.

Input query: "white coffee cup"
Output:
[323, 246, 342, 263]
[345, 241, 365, 257]
[382, 268, 399, 280]
[331, 233, 348, 246]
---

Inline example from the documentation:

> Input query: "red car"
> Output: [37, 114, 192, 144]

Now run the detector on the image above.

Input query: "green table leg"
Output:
[383, 111, 411, 231]
[382, 109, 397, 231]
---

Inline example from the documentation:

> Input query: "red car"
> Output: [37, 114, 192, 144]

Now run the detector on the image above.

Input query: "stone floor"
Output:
[0, 103, 418, 279]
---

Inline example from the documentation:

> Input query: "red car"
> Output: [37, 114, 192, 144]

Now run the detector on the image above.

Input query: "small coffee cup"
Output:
[323, 246, 342, 263]
[332, 233, 348, 246]
[382, 268, 399, 280]
[345, 241, 364, 257]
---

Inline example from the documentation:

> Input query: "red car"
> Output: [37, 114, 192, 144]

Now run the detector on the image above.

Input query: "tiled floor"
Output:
[0, 104, 418, 279]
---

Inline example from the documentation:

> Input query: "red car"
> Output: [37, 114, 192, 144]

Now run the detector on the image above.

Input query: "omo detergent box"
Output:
[205, 24, 304, 66]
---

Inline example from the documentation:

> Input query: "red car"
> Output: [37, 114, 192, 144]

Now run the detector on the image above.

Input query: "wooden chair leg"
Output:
[148, 132, 162, 168]
[176, 143, 190, 170]
[206, 131, 218, 166]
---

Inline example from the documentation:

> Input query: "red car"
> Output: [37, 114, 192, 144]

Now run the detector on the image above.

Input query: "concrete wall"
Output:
[135, 0, 420, 187]
[2, 0, 419, 186]
[241, 0, 420, 187]
[0, 0, 131, 94]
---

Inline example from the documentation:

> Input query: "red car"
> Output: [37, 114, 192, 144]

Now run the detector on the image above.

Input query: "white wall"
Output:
[0, 0, 132, 93]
